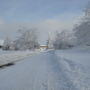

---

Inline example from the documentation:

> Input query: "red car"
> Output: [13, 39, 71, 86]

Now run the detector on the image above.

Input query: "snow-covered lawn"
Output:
[0, 49, 15, 55]
[55, 46, 90, 90]
[0, 50, 40, 66]
[0, 47, 90, 90]
[56, 46, 90, 67]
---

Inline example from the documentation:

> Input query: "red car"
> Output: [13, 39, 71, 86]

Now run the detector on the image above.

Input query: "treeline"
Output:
[3, 28, 40, 50]
[52, 2, 90, 49]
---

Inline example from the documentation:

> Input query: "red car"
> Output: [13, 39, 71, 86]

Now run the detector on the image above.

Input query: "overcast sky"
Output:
[0, 0, 89, 44]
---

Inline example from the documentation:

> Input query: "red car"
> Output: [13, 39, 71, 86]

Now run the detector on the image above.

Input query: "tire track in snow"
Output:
[47, 50, 79, 90]
[62, 58, 90, 90]
[55, 52, 90, 90]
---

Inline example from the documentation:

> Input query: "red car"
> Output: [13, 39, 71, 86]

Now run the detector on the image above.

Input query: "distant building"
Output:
[40, 45, 48, 50]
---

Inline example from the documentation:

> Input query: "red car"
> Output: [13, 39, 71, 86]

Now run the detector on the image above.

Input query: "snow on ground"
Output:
[0, 47, 89, 90]
[55, 48, 90, 90]
[0, 49, 14, 55]
[56, 46, 90, 67]
[0, 49, 26, 55]
[0, 50, 40, 66]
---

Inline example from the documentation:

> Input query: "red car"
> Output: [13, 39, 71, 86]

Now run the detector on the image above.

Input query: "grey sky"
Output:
[0, 0, 89, 44]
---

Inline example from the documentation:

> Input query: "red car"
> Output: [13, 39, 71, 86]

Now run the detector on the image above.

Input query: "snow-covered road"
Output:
[0, 50, 90, 90]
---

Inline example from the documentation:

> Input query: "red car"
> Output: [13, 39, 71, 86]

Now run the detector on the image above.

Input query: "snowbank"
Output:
[56, 46, 90, 67]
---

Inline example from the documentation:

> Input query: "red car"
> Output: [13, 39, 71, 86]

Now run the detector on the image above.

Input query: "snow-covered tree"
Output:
[74, 2, 90, 46]
[3, 37, 11, 50]
[14, 28, 39, 50]
[53, 30, 75, 49]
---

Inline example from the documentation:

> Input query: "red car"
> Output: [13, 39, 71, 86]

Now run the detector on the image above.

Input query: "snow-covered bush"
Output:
[3, 37, 11, 50]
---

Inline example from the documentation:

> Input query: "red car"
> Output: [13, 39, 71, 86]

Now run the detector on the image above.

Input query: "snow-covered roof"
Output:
[0, 40, 4, 46]
[40, 45, 47, 46]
